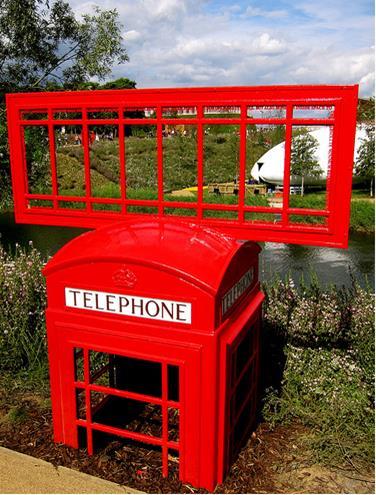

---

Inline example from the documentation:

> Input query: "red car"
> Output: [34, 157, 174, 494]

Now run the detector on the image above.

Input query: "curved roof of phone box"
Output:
[43, 219, 260, 294]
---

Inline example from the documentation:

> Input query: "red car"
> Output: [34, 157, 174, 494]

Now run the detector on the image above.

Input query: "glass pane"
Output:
[233, 396, 252, 449]
[54, 110, 82, 120]
[204, 125, 240, 214]
[290, 126, 331, 210]
[128, 206, 158, 215]
[163, 124, 197, 204]
[163, 106, 197, 117]
[244, 212, 282, 224]
[293, 106, 334, 119]
[289, 214, 327, 226]
[55, 124, 85, 196]
[21, 111, 48, 120]
[247, 106, 286, 119]
[88, 125, 120, 199]
[28, 199, 53, 208]
[203, 209, 238, 220]
[59, 200, 86, 210]
[235, 364, 253, 412]
[125, 125, 158, 200]
[246, 124, 285, 217]
[24, 126, 52, 194]
[88, 109, 118, 119]
[92, 203, 121, 212]
[165, 207, 196, 218]
[204, 106, 241, 118]
[124, 107, 156, 119]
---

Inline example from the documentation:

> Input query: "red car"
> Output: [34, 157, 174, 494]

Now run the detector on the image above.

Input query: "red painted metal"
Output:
[43, 219, 263, 491]
[6, 85, 358, 247]
[5, 85, 358, 490]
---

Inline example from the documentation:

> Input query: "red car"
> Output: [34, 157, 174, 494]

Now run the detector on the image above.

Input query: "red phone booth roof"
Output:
[43, 219, 261, 294]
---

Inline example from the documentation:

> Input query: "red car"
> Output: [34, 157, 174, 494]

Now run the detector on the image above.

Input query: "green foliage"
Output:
[55, 132, 275, 194]
[355, 126, 375, 196]
[99, 78, 137, 90]
[289, 193, 326, 210]
[6, 404, 29, 423]
[24, 126, 52, 193]
[0, 1, 130, 201]
[0, 0, 128, 90]
[350, 200, 375, 233]
[63, 6, 129, 85]
[264, 345, 373, 464]
[0, 244, 47, 371]
[0, 109, 12, 206]
[357, 97, 375, 124]
[262, 277, 375, 467]
[291, 132, 321, 195]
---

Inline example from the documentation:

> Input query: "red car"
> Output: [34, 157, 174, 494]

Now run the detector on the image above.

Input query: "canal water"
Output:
[0, 212, 374, 289]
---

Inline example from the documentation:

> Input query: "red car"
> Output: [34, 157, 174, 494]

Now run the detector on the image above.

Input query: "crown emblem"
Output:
[112, 267, 137, 288]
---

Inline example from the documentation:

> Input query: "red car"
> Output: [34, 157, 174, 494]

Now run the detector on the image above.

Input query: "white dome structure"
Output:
[250, 126, 367, 186]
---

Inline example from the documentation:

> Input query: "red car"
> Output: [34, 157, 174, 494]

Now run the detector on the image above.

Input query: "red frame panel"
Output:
[6, 85, 358, 247]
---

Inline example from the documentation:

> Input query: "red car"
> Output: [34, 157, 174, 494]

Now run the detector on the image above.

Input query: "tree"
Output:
[355, 126, 375, 197]
[357, 97, 375, 125]
[0, 0, 130, 202]
[0, 1, 128, 92]
[290, 131, 321, 196]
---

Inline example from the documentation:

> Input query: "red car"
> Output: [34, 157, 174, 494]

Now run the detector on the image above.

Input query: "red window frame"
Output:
[6, 85, 358, 247]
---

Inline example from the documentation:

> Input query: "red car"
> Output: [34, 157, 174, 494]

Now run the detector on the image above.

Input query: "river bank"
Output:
[1, 208, 374, 289]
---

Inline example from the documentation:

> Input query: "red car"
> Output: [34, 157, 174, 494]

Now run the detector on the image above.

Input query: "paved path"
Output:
[0, 447, 143, 494]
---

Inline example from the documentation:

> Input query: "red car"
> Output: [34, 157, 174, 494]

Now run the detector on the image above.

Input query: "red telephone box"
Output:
[43, 219, 263, 490]
[5, 85, 358, 491]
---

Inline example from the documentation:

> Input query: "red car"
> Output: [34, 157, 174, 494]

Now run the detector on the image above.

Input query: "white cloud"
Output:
[70, 0, 374, 96]
[251, 33, 286, 54]
[123, 30, 141, 42]
[360, 72, 375, 96]
[245, 6, 288, 19]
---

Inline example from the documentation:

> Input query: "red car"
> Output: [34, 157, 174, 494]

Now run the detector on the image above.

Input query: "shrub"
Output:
[0, 244, 47, 371]
[263, 345, 374, 464]
[262, 277, 375, 467]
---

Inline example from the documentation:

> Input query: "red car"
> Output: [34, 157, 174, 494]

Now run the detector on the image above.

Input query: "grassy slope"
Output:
[16, 132, 376, 232]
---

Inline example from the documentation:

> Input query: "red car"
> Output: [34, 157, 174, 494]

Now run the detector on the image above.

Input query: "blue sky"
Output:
[72, 0, 374, 96]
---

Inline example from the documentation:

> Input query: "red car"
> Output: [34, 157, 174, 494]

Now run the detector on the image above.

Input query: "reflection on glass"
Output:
[163, 124, 197, 203]
[88, 125, 120, 199]
[55, 125, 85, 196]
[24, 126, 52, 194]
[204, 124, 240, 209]
[290, 126, 330, 209]
[125, 125, 157, 200]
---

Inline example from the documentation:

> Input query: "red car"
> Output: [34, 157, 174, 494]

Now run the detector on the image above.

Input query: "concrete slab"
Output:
[0, 447, 143, 494]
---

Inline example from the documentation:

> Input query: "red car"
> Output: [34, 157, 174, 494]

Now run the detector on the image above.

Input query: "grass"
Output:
[350, 200, 375, 233]
[31, 132, 280, 195]
[20, 132, 374, 232]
